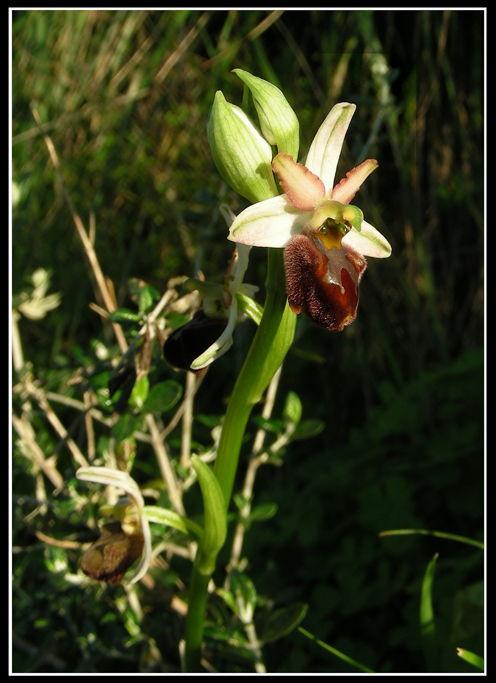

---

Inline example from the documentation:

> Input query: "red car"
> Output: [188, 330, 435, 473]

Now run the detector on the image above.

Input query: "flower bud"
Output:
[233, 69, 299, 161]
[207, 91, 278, 204]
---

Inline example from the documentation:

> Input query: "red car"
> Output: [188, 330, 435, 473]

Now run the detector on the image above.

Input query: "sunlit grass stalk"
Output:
[183, 248, 296, 672]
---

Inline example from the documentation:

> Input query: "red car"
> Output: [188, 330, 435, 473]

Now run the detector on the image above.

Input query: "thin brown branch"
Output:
[22, 374, 89, 468]
[225, 365, 283, 580]
[30, 106, 128, 354]
[145, 413, 185, 516]
[12, 413, 64, 490]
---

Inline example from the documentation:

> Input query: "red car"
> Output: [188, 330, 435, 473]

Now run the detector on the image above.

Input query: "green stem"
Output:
[183, 567, 210, 672]
[183, 248, 295, 671]
[214, 248, 295, 505]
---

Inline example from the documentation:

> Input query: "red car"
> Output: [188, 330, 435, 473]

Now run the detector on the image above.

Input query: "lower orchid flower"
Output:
[163, 206, 261, 373]
[76, 467, 151, 585]
[228, 102, 392, 331]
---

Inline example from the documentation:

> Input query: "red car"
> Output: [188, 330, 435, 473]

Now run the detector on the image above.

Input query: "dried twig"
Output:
[225, 364, 283, 579]
[30, 106, 128, 354]
[145, 413, 185, 516]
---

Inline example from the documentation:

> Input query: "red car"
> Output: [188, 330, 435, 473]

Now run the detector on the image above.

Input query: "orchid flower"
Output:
[163, 206, 261, 373]
[76, 466, 151, 585]
[228, 102, 392, 331]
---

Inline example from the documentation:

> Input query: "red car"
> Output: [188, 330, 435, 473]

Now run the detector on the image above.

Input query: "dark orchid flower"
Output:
[164, 207, 260, 372]
[76, 467, 152, 585]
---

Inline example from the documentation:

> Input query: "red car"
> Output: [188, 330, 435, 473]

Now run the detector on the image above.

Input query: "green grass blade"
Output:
[298, 627, 376, 673]
[456, 647, 484, 671]
[380, 528, 484, 549]
[420, 553, 440, 672]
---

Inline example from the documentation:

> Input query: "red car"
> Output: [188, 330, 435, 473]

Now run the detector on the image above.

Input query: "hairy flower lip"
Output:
[284, 232, 367, 332]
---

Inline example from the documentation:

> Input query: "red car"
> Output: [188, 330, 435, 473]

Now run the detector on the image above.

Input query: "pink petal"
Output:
[272, 153, 325, 211]
[331, 159, 378, 204]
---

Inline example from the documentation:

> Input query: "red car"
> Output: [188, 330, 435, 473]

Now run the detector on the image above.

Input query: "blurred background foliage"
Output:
[12, 9, 484, 673]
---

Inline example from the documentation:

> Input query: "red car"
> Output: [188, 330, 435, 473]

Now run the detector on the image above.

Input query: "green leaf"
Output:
[232, 492, 249, 511]
[130, 375, 149, 410]
[192, 456, 227, 575]
[216, 587, 238, 615]
[230, 569, 257, 623]
[258, 602, 308, 643]
[142, 380, 183, 414]
[111, 413, 138, 443]
[108, 308, 142, 327]
[252, 416, 284, 434]
[292, 418, 325, 440]
[138, 285, 159, 314]
[166, 313, 191, 331]
[143, 505, 203, 541]
[248, 502, 278, 523]
[283, 391, 302, 425]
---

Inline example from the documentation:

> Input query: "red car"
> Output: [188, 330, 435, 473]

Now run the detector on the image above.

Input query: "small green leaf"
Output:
[196, 413, 222, 429]
[109, 308, 143, 326]
[292, 419, 325, 440]
[143, 505, 203, 541]
[248, 502, 278, 522]
[216, 587, 238, 615]
[142, 380, 183, 414]
[138, 285, 159, 314]
[130, 375, 149, 410]
[233, 492, 249, 511]
[111, 413, 138, 443]
[252, 416, 284, 434]
[192, 456, 227, 575]
[167, 313, 191, 331]
[230, 569, 257, 624]
[258, 602, 309, 643]
[283, 391, 302, 425]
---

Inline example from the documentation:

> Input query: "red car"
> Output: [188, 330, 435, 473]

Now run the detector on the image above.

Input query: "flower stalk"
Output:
[184, 249, 296, 671]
